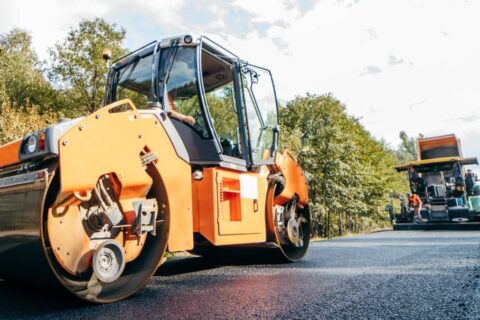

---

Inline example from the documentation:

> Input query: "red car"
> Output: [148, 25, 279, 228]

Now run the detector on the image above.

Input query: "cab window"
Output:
[241, 66, 278, 162]
[112, 53, 153, 108]
[201, 50, 242, 158]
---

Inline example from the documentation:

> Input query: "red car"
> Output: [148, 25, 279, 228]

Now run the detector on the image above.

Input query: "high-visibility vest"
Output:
[409, 194, 422, 208]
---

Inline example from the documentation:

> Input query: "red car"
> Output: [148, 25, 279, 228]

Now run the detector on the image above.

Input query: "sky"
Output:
[1, 0, 480, 161]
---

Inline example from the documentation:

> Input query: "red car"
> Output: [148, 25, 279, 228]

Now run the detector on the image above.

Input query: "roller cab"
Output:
[0, 35, 310, 303]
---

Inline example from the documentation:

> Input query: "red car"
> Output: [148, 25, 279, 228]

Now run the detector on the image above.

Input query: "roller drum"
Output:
[0, 166, 169, 303]
[0, 169, 57, 285]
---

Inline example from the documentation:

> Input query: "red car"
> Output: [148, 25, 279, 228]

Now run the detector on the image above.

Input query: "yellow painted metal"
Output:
[395, 156, 478, 171]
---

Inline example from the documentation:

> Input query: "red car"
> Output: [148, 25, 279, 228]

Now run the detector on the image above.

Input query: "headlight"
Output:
[27, 135, 37, 153]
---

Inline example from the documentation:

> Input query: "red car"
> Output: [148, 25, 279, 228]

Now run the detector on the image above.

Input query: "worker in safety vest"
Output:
[407, 192, 423, 223]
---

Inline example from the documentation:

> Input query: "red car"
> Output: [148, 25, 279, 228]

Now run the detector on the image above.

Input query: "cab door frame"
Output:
[197, 36, 251, 170]
[236, 62, 280, 168]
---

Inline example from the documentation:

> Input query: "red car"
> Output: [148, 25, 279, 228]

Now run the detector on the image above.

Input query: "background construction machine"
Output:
[0, 35, 310, 303]
[393, 134, 479, 223]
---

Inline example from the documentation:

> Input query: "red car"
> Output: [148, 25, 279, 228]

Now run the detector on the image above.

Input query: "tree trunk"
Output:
[338, 210, 343, 236]
[316, 208, 323, 238]
[326, 210, 330, 238]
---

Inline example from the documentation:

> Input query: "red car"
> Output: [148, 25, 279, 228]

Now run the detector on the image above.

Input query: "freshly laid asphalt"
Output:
[1, 230, 480, 319]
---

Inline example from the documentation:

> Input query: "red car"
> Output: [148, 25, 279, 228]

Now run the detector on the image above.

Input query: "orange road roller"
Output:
[0, 35, 310, 303]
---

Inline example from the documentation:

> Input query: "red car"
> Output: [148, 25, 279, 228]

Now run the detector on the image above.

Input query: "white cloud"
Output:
[1, 0, 480, 160]
[0, 0, 186, 60]
[217, 0, 480, 159]
[122, 0, 186, 28]
[231, 0, 301, 25]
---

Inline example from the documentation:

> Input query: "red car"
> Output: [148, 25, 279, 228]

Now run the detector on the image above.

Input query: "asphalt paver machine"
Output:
[394, 134, 479, 223]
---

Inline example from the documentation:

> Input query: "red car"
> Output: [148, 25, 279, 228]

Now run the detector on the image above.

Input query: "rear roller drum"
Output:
[273, 197, 310, 261]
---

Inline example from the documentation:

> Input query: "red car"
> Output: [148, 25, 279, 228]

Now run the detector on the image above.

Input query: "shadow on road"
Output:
[0, 280, 89, 317]
[157, 246, 290, 277]
[0, 247, 289, 316]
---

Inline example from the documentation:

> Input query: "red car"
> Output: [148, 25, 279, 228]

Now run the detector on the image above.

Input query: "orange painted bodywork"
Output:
[1, 100, 308, 255]
[0, 139, 21, 168]
[274, 150, 309, 206]
[417, 134, 460, 160]
[56, 100, 193, 251]
[192, 167, 269, 245]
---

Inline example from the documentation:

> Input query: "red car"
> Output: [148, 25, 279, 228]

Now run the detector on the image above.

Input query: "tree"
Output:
[48, 18, 127, 115]
[280, 94, 408, 238]
[0, 104, 57, 145]
[395, 131, 424, 163]
[0, 28, 58, 111]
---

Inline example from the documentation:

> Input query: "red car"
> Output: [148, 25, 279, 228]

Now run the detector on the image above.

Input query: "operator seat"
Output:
[221, 139, 234, 157]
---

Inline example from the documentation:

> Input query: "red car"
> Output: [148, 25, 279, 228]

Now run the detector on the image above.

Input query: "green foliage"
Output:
[280, 94, 408, 237]
[206, 86, 238, 140]
[48, 18, 127, 115]
[0, 29, 60, 111]
[395, 131, 424, 163]
[0, 103, 57, 145]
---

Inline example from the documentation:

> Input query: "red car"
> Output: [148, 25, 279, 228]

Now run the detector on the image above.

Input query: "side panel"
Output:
[193, 167, 267, 245]
[58, 100, 193, 251]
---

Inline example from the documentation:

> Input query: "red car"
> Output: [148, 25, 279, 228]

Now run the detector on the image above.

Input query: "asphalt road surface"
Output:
[1, 230, 480, 320]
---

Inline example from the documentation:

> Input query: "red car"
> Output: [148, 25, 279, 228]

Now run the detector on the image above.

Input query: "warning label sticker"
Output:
[240, 175, 258, 199]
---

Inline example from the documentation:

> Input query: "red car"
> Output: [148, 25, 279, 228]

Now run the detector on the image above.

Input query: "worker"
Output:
[407, 192, 423, 223]
[167, 90, 196, 126]
[465, 169, 475, 196]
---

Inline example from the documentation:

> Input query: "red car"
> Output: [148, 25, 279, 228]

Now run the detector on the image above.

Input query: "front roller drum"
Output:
[0, 168, 169, 303]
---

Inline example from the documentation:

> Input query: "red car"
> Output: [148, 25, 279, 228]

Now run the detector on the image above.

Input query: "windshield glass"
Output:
[160, 46, 210, 138]
[112, 53, 153, 108]
[241, 65, 278, 162]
